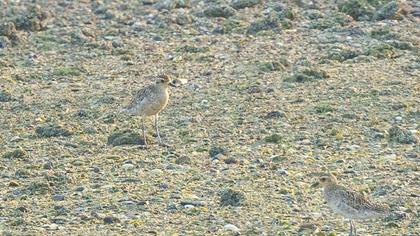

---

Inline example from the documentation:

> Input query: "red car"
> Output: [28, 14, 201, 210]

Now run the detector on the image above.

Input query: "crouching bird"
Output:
[121, 74, 176, 146]
[312, 173, 390, 236]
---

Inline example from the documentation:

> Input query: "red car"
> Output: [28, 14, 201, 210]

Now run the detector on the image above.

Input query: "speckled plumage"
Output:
[316, 173, 390, 236]
[124, 82, 169, 116]
[122, 75, 173, 146]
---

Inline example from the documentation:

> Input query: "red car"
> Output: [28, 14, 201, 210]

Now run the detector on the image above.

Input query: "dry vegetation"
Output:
[0, 0, 419, 235]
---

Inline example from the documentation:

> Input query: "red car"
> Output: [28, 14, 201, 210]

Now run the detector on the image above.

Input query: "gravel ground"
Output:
[0, 0, 419, 235]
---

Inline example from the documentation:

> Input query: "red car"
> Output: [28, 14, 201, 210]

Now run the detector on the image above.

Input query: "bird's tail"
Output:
[376, 203, 391, 215]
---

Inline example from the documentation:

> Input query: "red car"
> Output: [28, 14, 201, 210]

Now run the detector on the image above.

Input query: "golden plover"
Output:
[313, 173, 390, 236]
[122, 74, 175, 146]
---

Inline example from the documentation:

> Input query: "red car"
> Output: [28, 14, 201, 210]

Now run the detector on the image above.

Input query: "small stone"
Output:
[175, 14, 193, 25]
[51, 217, 67, 224]
[0, 89, 13, 102]
[143, 0, 157, 5]
[75, 186, 84, 192]
[264, 134, 282, 144]
[122, 163, 135, 170]
[154, 0, 176, 10]
[9, 181, 20, 187]
[223, 157, 237, 164]
[16, 206, 28, 212]
[209, 146, 228, 159]
[183, 204, 194, 209]
[276, 168, 288, 175]
[231, 0, 261, 10]
[204, 4, 236, 18]
[346, 144, 360, 151]
[223, 224, 240, 232]
[150, 168, 163, 176]
[248, 86, 262, 94]
[103, 216, 120, 224]
[180, 201, 205, 207]
[158, 183, 169, 189]
[72, 160, 83, 166]
[394, 116, 403, 122]
[265, 111, 285, 119]
[52, 194, 65, 201]
[174, 0, 190, 8]
[373, 131, 385, 139]
[220, 188, 245, 207]
[175, 156, 191, 165]
[43, 161, 53, 170]
[111, 39, 124, 48]
[167, 203, 177, 211]
[405, 152, 417, 159]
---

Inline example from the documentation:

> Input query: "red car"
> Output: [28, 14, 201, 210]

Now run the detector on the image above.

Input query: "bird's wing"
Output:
[334, 186, 388, 213]
[124, 86, 152, 111]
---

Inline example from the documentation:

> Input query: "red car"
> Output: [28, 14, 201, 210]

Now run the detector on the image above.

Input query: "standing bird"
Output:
[313, 173, 390, 236]
[121, 75, 175, 146]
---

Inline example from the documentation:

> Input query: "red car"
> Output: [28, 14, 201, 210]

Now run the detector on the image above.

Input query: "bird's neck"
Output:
[323, 183, 340, 191]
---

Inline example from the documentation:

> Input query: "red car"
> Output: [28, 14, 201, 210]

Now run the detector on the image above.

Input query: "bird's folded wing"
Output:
[334, 186, 387, 213]
[125, 86, 151, 110]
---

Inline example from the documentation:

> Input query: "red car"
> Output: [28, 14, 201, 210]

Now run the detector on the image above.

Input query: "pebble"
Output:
[10, 136, 23, 142]
[167, 203, 178, 211]
[43, 161, 54, 170]
[346, 144, 360, 151]
[265, 111, 285, 119]
[51, 217, 67, 224]
[183, 204, 194, 209]
[103, 216, 120, 224]
[52, 194, 65, 201]
[224, 224, 240, 232]
[180, 200, 205, 207]
[9, 181, 19, 187]
[75, 186, 85, 192]
[122, 163, 135, 171]
[383, 154, 397, 160]
[394, 116, 402, 122]
[276, 168, 288, 175]
[92, 166, 101, 173]
[158, 183, 169, 189]
[150, 168, 163, 176]
[175, 156, 191, 165]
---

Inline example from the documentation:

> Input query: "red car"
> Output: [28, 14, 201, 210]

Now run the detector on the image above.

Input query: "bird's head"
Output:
[312, 172, 338, 188]
[158, 74, 176, 87]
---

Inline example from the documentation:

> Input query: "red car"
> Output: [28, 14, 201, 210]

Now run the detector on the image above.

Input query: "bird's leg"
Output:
[353, 221, 357, 236]
[349, 220, 353, 236]
[154, 114, 162, 144]
[142, 116, 147, 147]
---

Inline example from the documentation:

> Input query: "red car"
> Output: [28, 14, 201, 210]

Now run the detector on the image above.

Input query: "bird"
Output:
[312, 173, 390, 236]
[121, 74, 175, 146]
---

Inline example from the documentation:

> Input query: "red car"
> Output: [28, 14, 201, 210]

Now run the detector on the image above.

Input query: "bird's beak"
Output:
[311, 182, 320, 188]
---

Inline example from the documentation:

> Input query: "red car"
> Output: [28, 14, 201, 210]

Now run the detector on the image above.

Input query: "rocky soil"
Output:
[0, 0, 419, 235]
